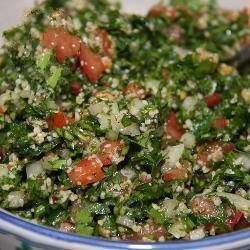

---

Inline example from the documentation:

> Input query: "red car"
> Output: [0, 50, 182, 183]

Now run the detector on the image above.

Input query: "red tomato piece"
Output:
[204, 93, 222, 108]
[0, 147, 4, 162]
[67, 116, 75, 125]
[126, 220, 167, 241]
[55, 33, 81, 63]
[196, 142, 222, 167]
[163, 161, 189, 182]
[47, 112, 67, 128]
[169, 25, 183, 43]
[226, 211, 244, 230]
[70, 81, 81, 96]
[242, 7, 250, 27]
[163, 168, 186, 182]
[148, 6, 177, 21]
[222, 143, 235, 153]
[98, 140, 125, 165]
[165, 112, 185, 140]
[79, 44, 105, 83]
[212, 117, 229, 129]
[42, 26, 81, 63]
[0, 106, 5, 115]
[41, 27, 64, 49]
[191, 195, 218, 217]
[68, 155, 104, 186]
[47, 112, 74, 128]
[96, 29, 113, 57]
[123, 81, 146, 99]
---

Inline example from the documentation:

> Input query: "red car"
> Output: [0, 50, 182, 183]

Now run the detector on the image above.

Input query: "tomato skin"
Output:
[47, 112, 67, 128]
[0, 106, 5, 114]
[221, 143, 235, 153]
[165, 112, 185, 140]
[126, 220, 166, 241]
[68, 155, 104, 186]
[163, 168, 186, 181]
[42, 27, 81, 63]
[204, 93, 222, 108]
[212, 117, 229, 129]
[47, 112, 74, 128]
[55, 33, 81, 63]
[79, 44, 105, 83]
[242, 6, 250, 26]
[96, 29, 113, 57]
[98, 140, 125, 165]
[196, 141, 221, 167]
[191, 195, 218, 217]
[148, 6, 177, 21]
[70, 81, 81, 96]
[163, 161, 189, 181]
[42, 27, 63, 49]
[123, 81, 146, 99]
[226, 211, 243, 230]
[0, 147, 3, 162]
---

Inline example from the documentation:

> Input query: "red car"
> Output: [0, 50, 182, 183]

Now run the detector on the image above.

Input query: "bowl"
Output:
[0, 1, 250, 249]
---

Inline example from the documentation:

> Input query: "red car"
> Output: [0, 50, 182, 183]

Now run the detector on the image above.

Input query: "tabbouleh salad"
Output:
[0, 0, 250, 242]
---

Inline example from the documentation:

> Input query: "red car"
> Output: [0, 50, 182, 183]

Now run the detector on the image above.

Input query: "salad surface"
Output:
[0, 0, 250, 241]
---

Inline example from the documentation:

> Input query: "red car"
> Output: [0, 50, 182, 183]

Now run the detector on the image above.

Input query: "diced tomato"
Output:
[0, 106, 5, 115]
[70, 81, 81, 96]
[204, 93, 222, 108]
[196, 141, 222, 167]
[0, 147, 3, 162]
[96, 29, 113, 57]
[163, 161, 189, 182]
[55, 34, 81, 63]
[68, 155, 104, 186]
[162, 25, 183, 43]
[126, 220, 167, 241]
[222, 143, 235, 153]
[56, 33, 81, 63]
[123, 81, 146, 99]
[42, 27, 63, 49]
[226, 211, 244, 230]
[59, 222, 75, 233]
[47, 112, 74, 128]
[165, 112, 185, 141]
[242, 8, 250, 27]
[148, 6, 178, 21]
[163, 168, 186, 181]
[67, 116, 75, 125]
[212, 117, 229, 129]
[235, 216, 250, 230]
[79, 44, 105, 83]
[98, 140, 125, 165]
[42, 26, 81, 63]
[191, 195, 218, 217]
[242, 7, 250, 16]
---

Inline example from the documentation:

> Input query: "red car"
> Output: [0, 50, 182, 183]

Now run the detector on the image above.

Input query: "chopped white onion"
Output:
[217, 192, 250, 214]
[0, 164, 8, 178]
[234, 154, 250, 170]
[26, 161, 45, 179]
[122, 123, 140, 136]
[162, 198, 178, 217]
[181, 132, 196, 148]
[88, 102, 108, 115]
[7, 191, 25, 208]
[168, 222, 187, 239]
[182, 96, 197, 111]
[190, 227, 205, 240]
[116, 216, 135, 229]
[164, 144, 184, 169]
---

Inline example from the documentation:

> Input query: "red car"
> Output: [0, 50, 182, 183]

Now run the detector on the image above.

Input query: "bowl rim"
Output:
[1, 209, 250, 249]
